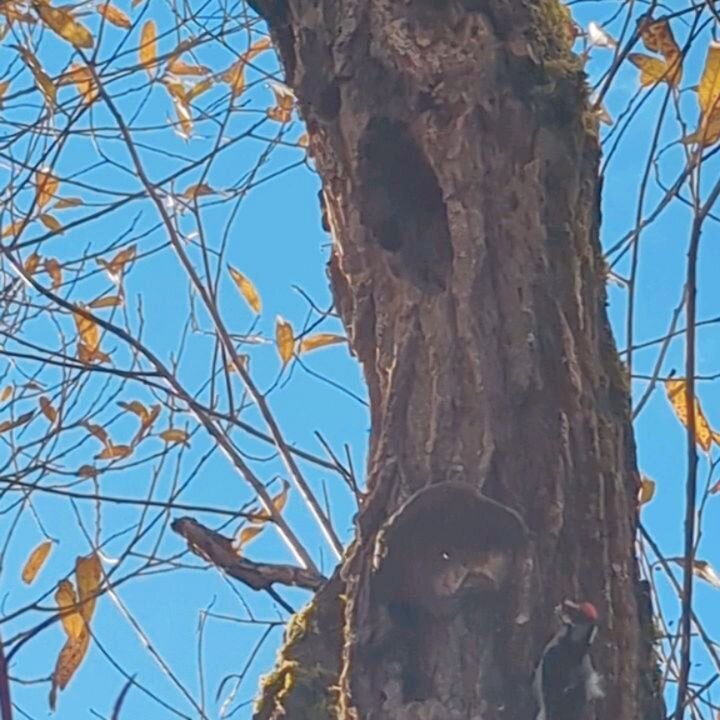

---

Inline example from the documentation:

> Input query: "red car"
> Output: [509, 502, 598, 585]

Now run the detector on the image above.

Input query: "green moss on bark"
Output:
[253, 574, 343, 720]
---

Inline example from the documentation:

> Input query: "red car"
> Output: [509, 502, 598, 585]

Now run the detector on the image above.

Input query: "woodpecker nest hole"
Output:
[372, 482, 528, 617]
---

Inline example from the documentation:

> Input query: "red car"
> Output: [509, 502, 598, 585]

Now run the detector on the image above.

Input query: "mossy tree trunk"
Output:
[249, 1, 662, 718]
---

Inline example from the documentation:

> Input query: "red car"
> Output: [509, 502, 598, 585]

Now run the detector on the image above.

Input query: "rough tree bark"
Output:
[248, 1, 663, 719]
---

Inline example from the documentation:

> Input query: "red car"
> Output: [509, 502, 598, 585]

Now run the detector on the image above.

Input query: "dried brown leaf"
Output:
[39, 396, 58, 423]
[95, 444, 132, 460]
[84, 422, 110, 446]
[39, 213, 63, 233]
[96, 2, 131, 29]
[49, 626, 90, 710]
[44, 258, 62, 288]
[54, 196, 84, 209]
[36, 168, 58, 208]
[0, 411, 34, 433]
[24, 252, 41, 274]
[90, 295, 123, 309]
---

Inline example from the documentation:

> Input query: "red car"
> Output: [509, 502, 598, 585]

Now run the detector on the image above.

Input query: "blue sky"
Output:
[2, 0, 720, 717]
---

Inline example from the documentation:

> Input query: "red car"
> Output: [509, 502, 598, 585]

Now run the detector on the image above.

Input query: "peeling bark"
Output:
[248, 0, 663, 718]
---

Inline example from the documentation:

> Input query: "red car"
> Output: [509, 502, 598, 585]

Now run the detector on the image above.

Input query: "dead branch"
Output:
[171, 517, 327, 595]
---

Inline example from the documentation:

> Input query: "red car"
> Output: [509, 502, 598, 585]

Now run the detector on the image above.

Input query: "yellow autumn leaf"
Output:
[49, 626, 90, 710]
[36, 168, 58, 208]
[21, 540, 53, 584]
[132, 403, 160, 445]
[1, 385, 12, 402]
[245, 36, 271, 62]
[223, 59, 246, 96]
[252, 480, 290, 522]
[234, 524, 264, 551]
[84, 421, 110, 446]
[698, 42, 720, 115]
[95, 444, 133, 460]
[17, 46, 56, 106]
[73, 306, 99, 350]
[39, 213, 63, 233]
[167, 57, 210, 76]
[90, 295, 123, 309]
[76, 553, 102, 622]
[235, 481, 290, 552]
[139, 20, 157, 76]
[638, 475, 656, 505]
[55, 579, 85, 639]
[1, 3, 36, 23]
[275, 316, 294, 365]
[665, 378, 714, 452]
[96, 2, 131, 29]
[159, 428, 189, 445]
[172, 96, 193, 139]
[228, 266, 261, 313]
[58, 64, 98, 105]
[629, 53, 680, 88]
[222, 37, 272, 97]
[96, 244, 136, 280]
[34, 1, 94, 49]
[0, 79, 9, 101]
[299, 333, 345, 354]
[1, 220, 25, 240]
[144, 404, 161, 428]
[68, 64, 98, 105]
[118, 400, 148, 421]
[77, 343, 111, 364]
[182, 183, 214, 199]
[267, 80, 295, 123]
[44, 258, 62, 288]
[39, 396, 58, 423]
[185, 77, 213, 102]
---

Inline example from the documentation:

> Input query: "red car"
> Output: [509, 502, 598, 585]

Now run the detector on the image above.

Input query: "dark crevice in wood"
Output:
[358, 118, 452, 292]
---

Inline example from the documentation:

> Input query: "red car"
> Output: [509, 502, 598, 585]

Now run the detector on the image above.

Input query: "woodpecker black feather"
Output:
[533, 600, 603, 720]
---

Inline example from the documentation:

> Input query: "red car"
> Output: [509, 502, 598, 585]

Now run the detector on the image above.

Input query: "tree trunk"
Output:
[249, 1, 663, 718]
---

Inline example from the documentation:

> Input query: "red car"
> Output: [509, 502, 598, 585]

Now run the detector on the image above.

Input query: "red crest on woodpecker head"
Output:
[578, 601, 599, 623]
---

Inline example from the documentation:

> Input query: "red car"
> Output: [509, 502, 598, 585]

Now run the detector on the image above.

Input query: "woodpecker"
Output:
[533, 599, 604, 720]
